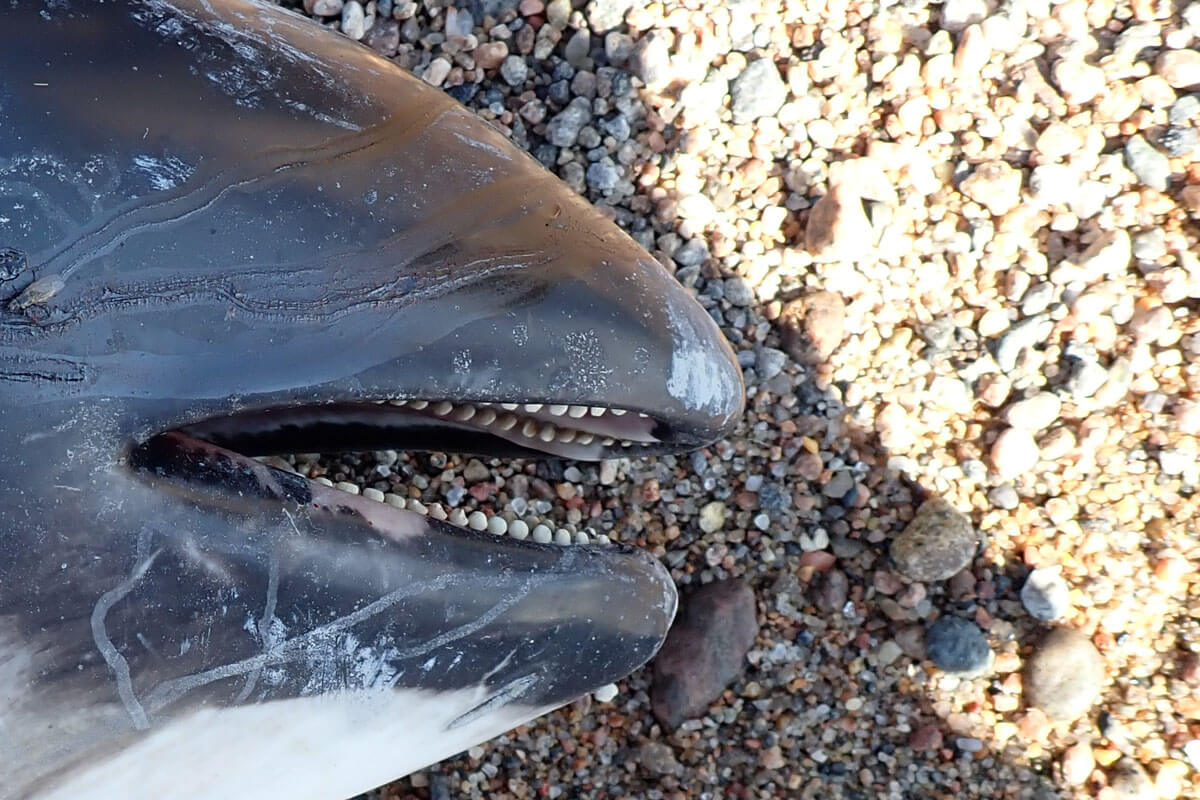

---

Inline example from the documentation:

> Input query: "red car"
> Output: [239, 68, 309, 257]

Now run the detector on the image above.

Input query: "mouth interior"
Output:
[135, 398, 669, 548]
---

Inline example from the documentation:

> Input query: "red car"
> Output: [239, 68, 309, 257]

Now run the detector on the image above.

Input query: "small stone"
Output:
[462, 459, 491, 483]
[822, 469, 855, 499]
[1054, 59, 1106, 105]
[988, 484, 1017, 510]
[339, 0, 365, 40]
[587, 0, 634, 32]
[698, 501, 727, 533]
[1125, 134, 1171, 191]
[940, 0, 989, 32]
[960, 160, 1022, 216]
[1159, 125, 1199, 157]
[724, 277, 754, 307]
[651, 580, 758, 728]
[1002, 392, 1062, 431]
[1108, 757, 1155, 800]
[890, 496, 978, 582]
[805, 182, 873, 263]
[991, 427, 1039, 480]
[1157, 49, 1200, 89]
[1035, 122, 1081, 161]
[1061, 741, 1095, 786]
[592, 683, 618, 703]
[1029, 164, 1081, 207]
[760, 745, 785, 770]
[1021, 565, 1071, 620]
[363, 19, 400, 55]
[910, 724, 943, 751]
[777, 291, 846, 366]
[545, 97, 591, 147]
[564, 30, 590, 69]
[636, 741, 681, 776]
[630, 32, 671, 87]
[1024, 627, 1105, 720]
[307, 0, 344, 15]
[1170, 94, 1200, 124]
[499, 55, 528, 87]
[730, 58, 788, 124]
[585, 159, 620, 192]
[423, 58, 452, 87]
[473, 41, 509, 70]
[1076, 230, 1133, 281]
[756, 347, 787, 379]
[925, 615, 992, 674]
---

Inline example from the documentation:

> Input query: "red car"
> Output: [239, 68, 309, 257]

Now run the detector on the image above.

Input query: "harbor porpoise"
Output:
[0, 1, 743, 796]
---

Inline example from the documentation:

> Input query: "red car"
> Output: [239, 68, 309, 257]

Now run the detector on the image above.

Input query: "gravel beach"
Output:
[270, 0, 1200, 797]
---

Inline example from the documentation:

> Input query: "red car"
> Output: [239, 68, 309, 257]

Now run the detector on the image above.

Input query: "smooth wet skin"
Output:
[0, 1, 743, 797]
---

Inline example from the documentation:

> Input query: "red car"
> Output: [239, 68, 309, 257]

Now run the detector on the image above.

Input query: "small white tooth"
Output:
[362, 487, 385, 502]
[388, 399, 406, 406]
[429, 503, 448, 520]
[548, 404, 569, 416]
[556, 428, 577, 444]
[521, 420, 538, 438]
[538, 424, 556, 443]
[531, 524, 552, 544]
[611, 409, 627, 416]
[335, 481, 360, 495]
[487, 516, 508, 535]
[637, 412, 649, 418]
[575, 433, 594, 445]
[524, 403, 543, 413]
[500, 403, 519, 411]
[314, 477, 334, 487]
[432, 401, 454, 415]
[554, 528, 571, 546]
[596, 534, 611, 545]
[449, 508, 468, 526]
[589, 406, 606, 416]
[468, 511, 488, 531]
[384, 493, 406, 508]
[452, 405, 477, 422]
[574, 530, 590, 545]
[475, 408, 497, 425]
[496, 414, 518, 431]
[602, 437, 615, 445]
[409, 400, 429, 410]
[409, 500, 428, 515]
[621, 440, 633, 447]
[509, 519, 529, 540]
[568, 405, 588, 418]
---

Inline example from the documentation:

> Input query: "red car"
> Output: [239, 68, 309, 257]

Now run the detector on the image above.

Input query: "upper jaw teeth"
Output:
[380, 398, 653, 448]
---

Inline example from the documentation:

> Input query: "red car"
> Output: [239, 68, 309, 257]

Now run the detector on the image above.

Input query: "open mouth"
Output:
[130, 396, 676, 549]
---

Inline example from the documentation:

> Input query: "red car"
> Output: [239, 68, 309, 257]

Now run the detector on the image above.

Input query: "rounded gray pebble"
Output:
[925, 615, 991, 674]
[1024, 627, 1105, 720]
[1124, 134, 1171, 191]
[1020, 566, 1070, 620]
[730, 58, 787, 123]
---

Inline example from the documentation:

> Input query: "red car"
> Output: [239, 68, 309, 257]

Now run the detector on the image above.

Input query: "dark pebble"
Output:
[925, 615, 991, 674]
[651, 579, 758, 729]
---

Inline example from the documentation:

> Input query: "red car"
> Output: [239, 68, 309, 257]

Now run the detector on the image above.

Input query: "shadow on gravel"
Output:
[254, 2, 1080, 799]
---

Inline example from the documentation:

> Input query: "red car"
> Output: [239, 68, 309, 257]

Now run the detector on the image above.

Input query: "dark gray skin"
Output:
[0, 1, 743, 797]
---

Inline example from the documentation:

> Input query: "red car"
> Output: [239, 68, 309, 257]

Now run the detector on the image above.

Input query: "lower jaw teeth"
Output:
[309, 474, 609, 547]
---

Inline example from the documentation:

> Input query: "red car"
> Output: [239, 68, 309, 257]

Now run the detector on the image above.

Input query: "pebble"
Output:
[1021, 565, 1071, 621]
[339, 0, 365, 40]
[499, 55, 528, 86]
[1001, 392, 1062, 432]
[909, 724, 943, 751]
[1028, 164, 1081, 207]
[959, 160, 1022, 216]
[1024, 628, 1105, 720]
[636, 742, 681, 776]
[804, 182, 874, 263]
[990, 427, 1040, 480]
[1157, 49, 1200, 89]
[1054, 59, 1106, 105]
[1159, 125, 1199, 157]
[776, 291, 846, 366]
[307, 0, 343, 15]
[592, 683, 619, 703]
[940, 0, 989, 32]
[651, 580, 758, 729]
[630, 33, 670, 87]
[545, 98, 591, 147]
[1124, 134, 1171, 191]
[698, 501, 727, 533]
[587, 0, 634, 31]
[730, 58, 788, 124]
[1108, 757, 1156, 800]
[925, 615, 992, 674]
[1061, 741, 1095, 786]
[890, 496, 978, 582]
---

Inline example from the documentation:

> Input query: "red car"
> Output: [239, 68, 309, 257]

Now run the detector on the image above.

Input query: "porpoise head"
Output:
[0, 1, 742, 797]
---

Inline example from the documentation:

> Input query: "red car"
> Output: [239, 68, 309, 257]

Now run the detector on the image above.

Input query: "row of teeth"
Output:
[317, 476, 611, 546]
[375, 399, 650, 447]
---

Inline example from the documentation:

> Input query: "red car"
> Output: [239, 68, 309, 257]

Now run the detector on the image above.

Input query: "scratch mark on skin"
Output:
[233, 547, 280, 704]
[141, 572, 537, 716]
[91, 550, 162, 731]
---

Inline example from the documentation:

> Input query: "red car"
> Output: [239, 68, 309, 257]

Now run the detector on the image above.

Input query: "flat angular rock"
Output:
[651, 580, 758, 728]
[891, 497, 978, 582]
